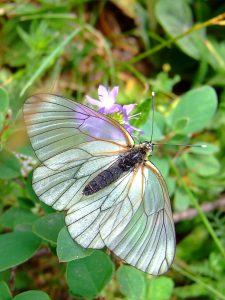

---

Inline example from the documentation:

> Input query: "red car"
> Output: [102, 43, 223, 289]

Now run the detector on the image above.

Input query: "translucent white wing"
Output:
[23, 94, 134, 212]
[65, 170, 134, 249]
[99, 161, 176, 275]
[24, 93, 134, 170]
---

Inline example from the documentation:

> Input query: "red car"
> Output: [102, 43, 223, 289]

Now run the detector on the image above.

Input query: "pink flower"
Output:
[86, 85, 122, 114]
[86, 85, 143, 135]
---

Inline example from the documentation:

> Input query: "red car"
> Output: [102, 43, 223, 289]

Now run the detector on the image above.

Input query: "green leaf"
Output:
[57, 227, 93, 262]
[66, 251, 114, 298]
[174, 283, 208, 298]
[170, 86, 217, 134]
[0, 208, 38, 229]
[13, 291, 51, 300]
[0, 88, 9, 113]
[17, 196, 35, 210]
[150, 157, 169, 178]
[176, 226, 210, 261]
[166, 177, 176, 196]
[20, 28, 82, 97]
[133, 102, 165, 141]
[184, 154, 220, 177]
[0, 281, 12, 300]
[173, 117, 189, 133]
[4, 41, 29, 68]
[116, 266, 145, 300]
[155, 0, 205, 59]
[142, 121, 164, 141]
[209, 252, 225, 274]
[0, 113, 4, 131]
[25, 172, 39, 203]
[0, 150, 21, 179]
[132, 97, 152, 126]
[149, 72, 181, 93]
[0, 232, 41, 271]
[168, 134, 189, 145]
[174, 188, 191, 212]
[147, 277, 174, 300]
[33, 213, 65, 244]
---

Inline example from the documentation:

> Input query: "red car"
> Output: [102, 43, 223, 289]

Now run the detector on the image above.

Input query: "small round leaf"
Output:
[147, 276, 174, 300]
[66, 251, 114, 298]
[0, 281, 12, 300]
[0, 232, 41, 271]
[33, 213, 65, 244]
[0, 207, 38, 229]
[57, 227, 93, 262]
[184, 154, 220, 177]
[170, 86, 217, 134]
[0, 150, 21, 179]
[13, 290, 50, 300]
[116, 265, 146, 300]
[155, 0, 204, 59]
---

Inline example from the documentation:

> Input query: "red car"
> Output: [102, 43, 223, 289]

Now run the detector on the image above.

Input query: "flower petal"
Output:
[124, 122, 144, 134]
[123, 104, 135, 116]
[109, 86, 119, 103]
[98, 85, 110, 104]
[86, 95, 103, 108]
[103, 104, 123, 114]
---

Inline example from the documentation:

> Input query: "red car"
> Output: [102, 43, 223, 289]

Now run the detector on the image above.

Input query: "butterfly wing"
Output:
[65, 170, 134, 249]
[24, 94, 134, 213]
[24, 93, 133, 169]
[99, 161, 175, 275]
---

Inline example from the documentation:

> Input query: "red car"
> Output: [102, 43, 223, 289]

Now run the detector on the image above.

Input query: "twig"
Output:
[9, 266, 17, 292]
[34, 247, 51, 258]
[173, 195, 225, 223]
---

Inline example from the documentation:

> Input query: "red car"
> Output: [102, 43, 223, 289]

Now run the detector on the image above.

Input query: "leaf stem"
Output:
[127, 12, 225, 64]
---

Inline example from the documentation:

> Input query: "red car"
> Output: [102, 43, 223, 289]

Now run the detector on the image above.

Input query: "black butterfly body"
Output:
[83, 143, 152, 195]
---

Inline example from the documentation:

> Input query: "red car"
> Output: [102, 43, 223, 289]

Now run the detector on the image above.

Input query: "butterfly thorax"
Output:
[83, 142, 153, 196]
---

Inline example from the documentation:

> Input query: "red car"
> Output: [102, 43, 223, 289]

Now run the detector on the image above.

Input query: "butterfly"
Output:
[23, 93, 176, 275]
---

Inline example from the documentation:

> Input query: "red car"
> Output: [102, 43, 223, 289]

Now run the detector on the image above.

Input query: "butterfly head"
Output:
[142, 141, 154, 154]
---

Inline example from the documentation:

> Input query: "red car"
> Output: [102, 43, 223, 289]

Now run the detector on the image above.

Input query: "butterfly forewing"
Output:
[24, 94, 133, 169]
[24, 93, 175, 275]
[24, 94, 133, 210]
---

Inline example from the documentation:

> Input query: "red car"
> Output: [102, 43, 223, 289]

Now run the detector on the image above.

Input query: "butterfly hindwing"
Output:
[65, 171, 133, 248]
[99, 162, 175, 275]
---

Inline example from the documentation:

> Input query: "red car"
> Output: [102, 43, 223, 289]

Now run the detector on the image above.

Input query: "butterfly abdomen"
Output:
[83, 148, 146, 196]
[83, 166, 124, 195]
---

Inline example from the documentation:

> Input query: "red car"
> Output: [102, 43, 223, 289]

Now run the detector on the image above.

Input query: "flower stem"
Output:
[127, 12, 225, 64]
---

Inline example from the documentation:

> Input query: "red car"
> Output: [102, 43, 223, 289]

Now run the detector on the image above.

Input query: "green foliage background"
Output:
[0, 0, 225, 299]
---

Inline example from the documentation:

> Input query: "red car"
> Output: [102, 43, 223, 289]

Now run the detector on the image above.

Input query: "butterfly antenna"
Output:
[150, 91, 155, 143]
[153, 143, 207, 148]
